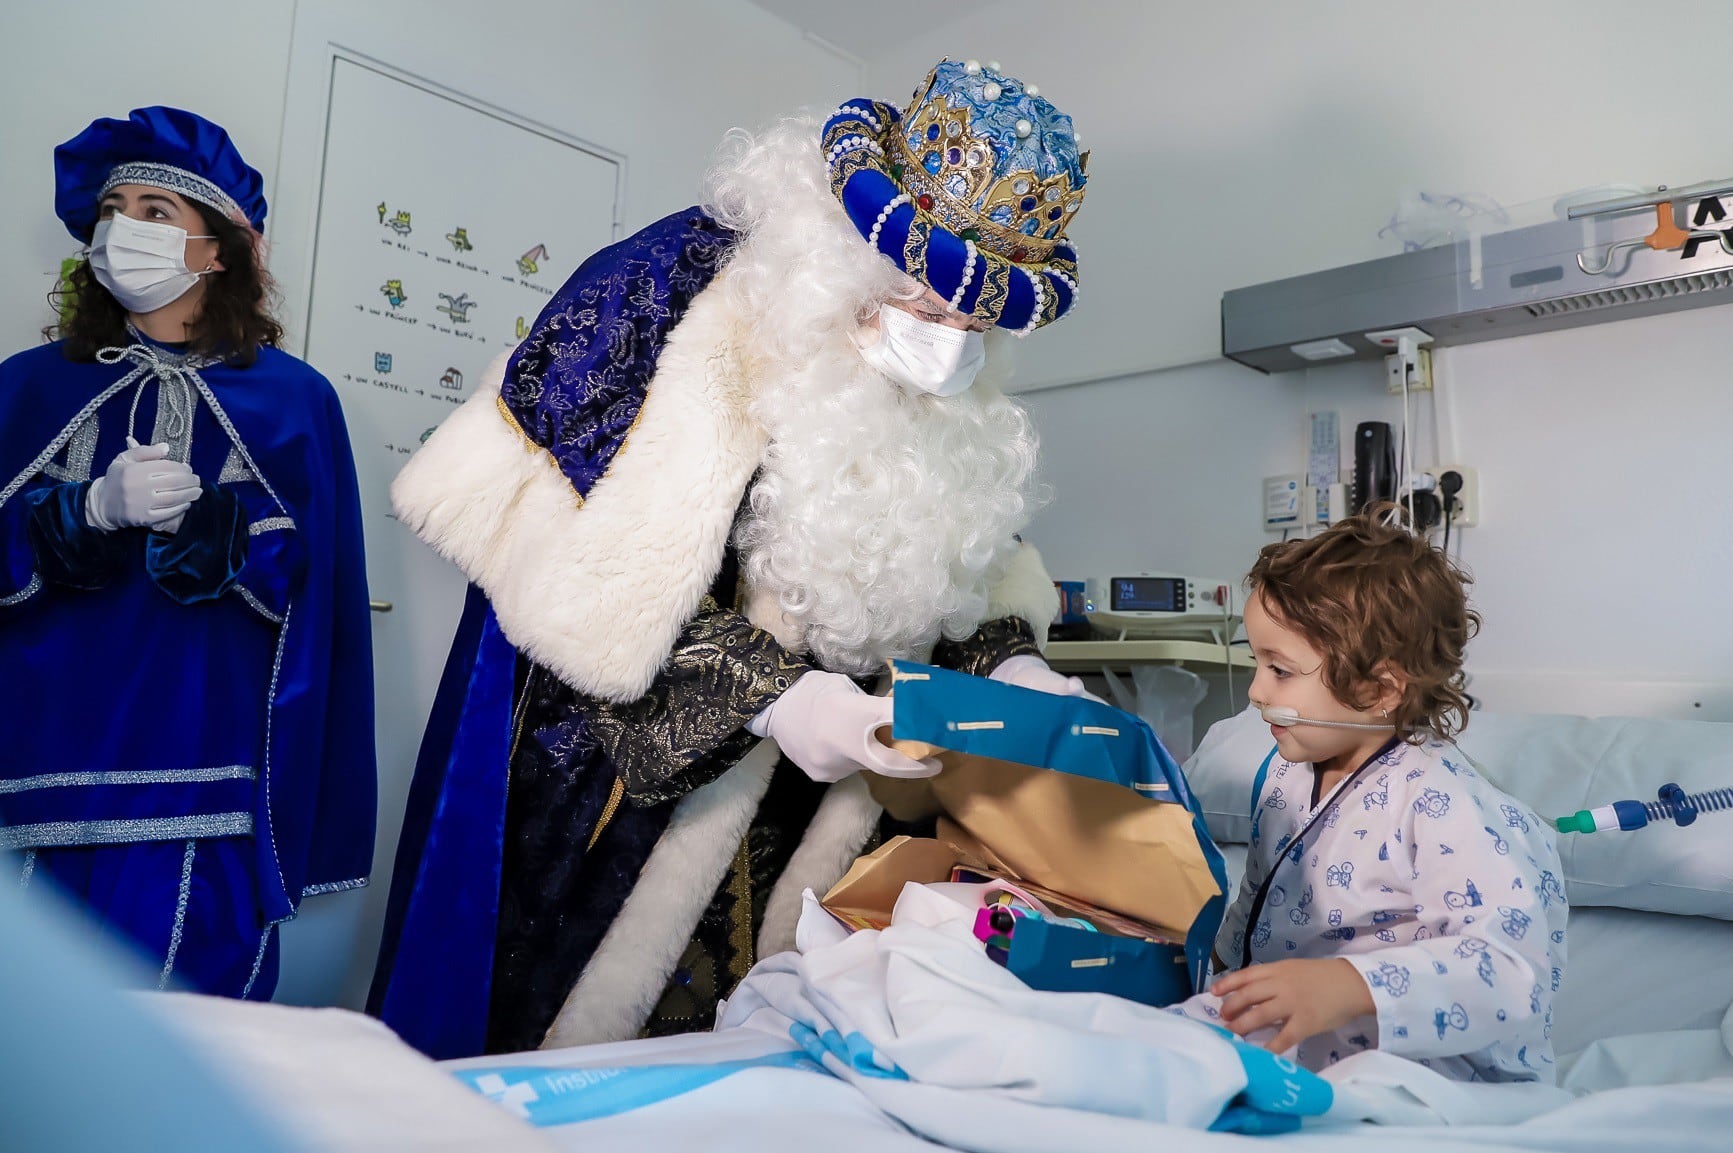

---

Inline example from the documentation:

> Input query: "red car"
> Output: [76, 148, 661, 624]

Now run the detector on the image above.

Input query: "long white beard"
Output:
[736, 331, 1041, 676]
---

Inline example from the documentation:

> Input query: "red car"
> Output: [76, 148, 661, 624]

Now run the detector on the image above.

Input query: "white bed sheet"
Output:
[142, 852, 1733, 1153]
[454, 1016, 1733, 1153]
[148, 951, 1733, 1153]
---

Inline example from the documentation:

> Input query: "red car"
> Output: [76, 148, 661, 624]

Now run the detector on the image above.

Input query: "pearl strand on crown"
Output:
[826, 135, 883, 169]
[868, 193, 911, 250]
[1016, 267, 1045, 337]
[833, 104, 882, 133]
[948, 239, 978, 313]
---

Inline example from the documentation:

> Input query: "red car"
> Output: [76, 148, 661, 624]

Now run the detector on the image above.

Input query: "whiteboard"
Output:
[305, 55, 621, 546]
[277, 53, 622, 1009]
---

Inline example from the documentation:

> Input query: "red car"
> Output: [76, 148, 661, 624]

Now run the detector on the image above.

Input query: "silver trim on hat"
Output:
[100, 161, 245, 223]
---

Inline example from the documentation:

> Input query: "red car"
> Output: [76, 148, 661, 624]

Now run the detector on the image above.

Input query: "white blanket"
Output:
[449, 886, 1641, 1150]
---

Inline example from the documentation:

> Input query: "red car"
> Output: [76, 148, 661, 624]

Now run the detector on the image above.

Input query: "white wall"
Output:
[4, 0, 851, 1009]
[864, 1, 1733, 725]
[1292, 307, 1733, 719]
[2, 0, 298, 355]
[1019, 359, 1304, 585]
[1024, 309, 1733, 728]
[865, 0, 1733, 390]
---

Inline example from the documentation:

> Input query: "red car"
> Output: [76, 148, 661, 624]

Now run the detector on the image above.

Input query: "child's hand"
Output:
[1212, 958, 1375, 1054]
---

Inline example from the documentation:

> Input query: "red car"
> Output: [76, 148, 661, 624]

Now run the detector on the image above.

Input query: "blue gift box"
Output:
[1004, 915, 1193, 1007]
[823, 660, 1230, 1005]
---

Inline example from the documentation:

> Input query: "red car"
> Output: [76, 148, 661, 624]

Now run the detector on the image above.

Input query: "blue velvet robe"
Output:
[370, 209, 737, 1057]
[369, 208, 1049, 1059]
[0, 336, 377, 998]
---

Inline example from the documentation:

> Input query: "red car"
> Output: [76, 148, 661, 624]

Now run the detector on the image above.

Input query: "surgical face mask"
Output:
[86, 214, 216, 314]
[856, 304, 986, 398]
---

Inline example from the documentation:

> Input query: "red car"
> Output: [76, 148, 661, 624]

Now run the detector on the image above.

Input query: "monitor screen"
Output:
[1112, 576, 1185, 613]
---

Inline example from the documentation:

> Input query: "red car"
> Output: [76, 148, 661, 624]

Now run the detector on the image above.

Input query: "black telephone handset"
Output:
[1353, 421, 1395, 514]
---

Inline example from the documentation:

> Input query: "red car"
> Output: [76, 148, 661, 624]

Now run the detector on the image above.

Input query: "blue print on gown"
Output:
[1415, 788, 1450, 818]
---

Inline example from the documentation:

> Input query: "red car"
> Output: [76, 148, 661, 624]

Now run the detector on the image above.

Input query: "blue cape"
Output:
[0, 339, 376, 924]
[369, 208, 735, 1057]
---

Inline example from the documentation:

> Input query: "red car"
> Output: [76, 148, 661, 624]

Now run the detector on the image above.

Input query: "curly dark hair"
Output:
[45, 197, 284, 366]
[1247, 504, 1480, 741]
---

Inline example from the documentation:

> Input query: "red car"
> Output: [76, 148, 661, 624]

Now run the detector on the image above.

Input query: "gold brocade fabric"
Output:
[635, 613, 1043, 1038]
[932, 615, 1041, 679]
[585, 597, 812, 808]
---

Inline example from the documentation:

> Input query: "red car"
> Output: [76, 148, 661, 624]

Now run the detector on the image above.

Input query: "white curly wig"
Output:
[703, 113, 1045, 676]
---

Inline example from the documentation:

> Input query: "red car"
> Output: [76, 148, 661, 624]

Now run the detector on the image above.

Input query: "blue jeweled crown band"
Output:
[823, 60, 1085, 334]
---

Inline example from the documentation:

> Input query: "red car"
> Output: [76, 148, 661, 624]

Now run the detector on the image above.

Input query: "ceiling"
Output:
[747, 0, 998, 62]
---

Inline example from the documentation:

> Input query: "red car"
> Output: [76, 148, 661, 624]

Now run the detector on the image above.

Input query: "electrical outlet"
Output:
[1305, 482, 1347, 527]
[1385, 346, 1433, 393]
[1366, 326, 1435, 393]
[1433, 465, 1478, 528]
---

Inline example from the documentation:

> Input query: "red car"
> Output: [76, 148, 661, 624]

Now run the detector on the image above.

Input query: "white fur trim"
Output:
[390, 280, 765, 703]
[538, 740, 780, 1049]
[755, 774, 881, 959]
[986, 542, 1059, 651]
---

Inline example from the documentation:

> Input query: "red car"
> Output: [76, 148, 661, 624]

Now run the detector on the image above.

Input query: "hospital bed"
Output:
[16, 707, 1733, 1152]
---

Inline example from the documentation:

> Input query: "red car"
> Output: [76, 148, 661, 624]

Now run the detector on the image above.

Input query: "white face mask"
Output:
[87, 214, 215, 314]
[856, 304, 987, 398]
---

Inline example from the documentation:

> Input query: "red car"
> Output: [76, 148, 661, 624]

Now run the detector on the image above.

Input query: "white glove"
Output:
[750, 670, 941, 784]
[989, 654, 1106, 704]
[85, 441, 201, 532]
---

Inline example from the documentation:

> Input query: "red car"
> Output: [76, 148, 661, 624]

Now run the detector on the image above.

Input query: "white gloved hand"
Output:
[84, 441, 202, 532]
[751, 670, 941, 784]
[989, 654, 1106, 704]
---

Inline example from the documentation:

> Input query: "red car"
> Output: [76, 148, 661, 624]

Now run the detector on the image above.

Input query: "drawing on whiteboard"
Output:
[374, 352, 393, 373]
[514, 315, 529, 340]
[380, 279, 407, 308]
[436, 292, 476, 323]
[376, 201, 387, 224]
[385, 208, 413, 236]
[517, 244, 548, 275]
[439, 367, 464, 391]
[445, 226, 473, 252]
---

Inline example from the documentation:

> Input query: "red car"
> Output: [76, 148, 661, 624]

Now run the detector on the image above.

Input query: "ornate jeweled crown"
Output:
[823, 59, 1088, 334]
[896, 60, 1087, 264]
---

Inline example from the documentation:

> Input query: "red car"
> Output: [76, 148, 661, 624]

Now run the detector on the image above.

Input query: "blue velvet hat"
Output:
[824, 59, 1087, 333]
[54, 107, 267, 242]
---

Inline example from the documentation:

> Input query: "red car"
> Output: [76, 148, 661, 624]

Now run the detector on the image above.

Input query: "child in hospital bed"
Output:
[1172, 510, 1567, 1083]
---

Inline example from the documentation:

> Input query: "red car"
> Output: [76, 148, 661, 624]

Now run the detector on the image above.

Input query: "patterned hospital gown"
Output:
[1176, 739, 1568, 1083]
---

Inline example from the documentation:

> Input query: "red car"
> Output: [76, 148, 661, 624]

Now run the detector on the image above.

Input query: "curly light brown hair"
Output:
[1247, 505, 1479, 741]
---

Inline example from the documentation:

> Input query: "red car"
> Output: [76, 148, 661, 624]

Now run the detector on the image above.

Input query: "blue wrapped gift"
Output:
[823, 660, 1229, 1004]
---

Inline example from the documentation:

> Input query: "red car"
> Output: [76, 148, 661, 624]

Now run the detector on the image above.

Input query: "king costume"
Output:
[0, 108, 377, 999]
[370, 60, 1091, 1058]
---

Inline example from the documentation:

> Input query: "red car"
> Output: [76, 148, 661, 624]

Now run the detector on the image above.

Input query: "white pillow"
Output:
[1456, 713, 1733, 921]
[1182, 707, 1733, 921]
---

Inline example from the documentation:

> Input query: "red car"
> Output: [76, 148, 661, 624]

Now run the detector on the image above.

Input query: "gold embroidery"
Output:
[902, 219, 932, 287]
[829, 150, 879, 203]
[494, 393, 585, 509]
[971, 253, 1013, 325]
[1037, 271, 1063, 327]
[1048, 247, 1079, 284]
[725, 837, 755, 987]
[584, 597, 809, 807]
[587, 776, 626, 852]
